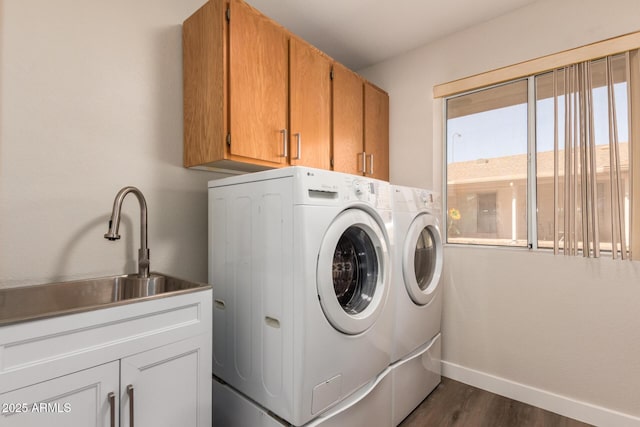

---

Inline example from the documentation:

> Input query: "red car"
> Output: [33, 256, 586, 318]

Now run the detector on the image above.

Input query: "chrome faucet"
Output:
[104, 186, 150, 278]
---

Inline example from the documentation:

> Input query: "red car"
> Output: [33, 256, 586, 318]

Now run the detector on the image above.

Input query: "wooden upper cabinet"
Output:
[229, 0, 288, 165]
[332, 63, 364, 176]
[183, 0, 226, 169]
[289, 37, 331, 169]
[332, 65, 390, 181]
[183, 0, 388, 176]
[364, 82, 390, 181]
[183, 0, 288, 170]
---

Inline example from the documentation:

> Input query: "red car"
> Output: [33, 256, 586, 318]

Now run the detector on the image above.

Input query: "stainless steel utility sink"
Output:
[0, 273, 211, 326]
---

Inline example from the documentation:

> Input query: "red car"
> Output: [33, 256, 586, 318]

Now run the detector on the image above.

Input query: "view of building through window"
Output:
[446, 80, 528, 246]
[445, 54, 630, 251]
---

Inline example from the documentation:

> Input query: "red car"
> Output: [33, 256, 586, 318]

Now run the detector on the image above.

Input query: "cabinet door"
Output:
[364, 83, 390, 181]
[332, 63, 364, 175]
[120, 336, 210, 427]
[229, 0, 288, 165]
[0, 361, 119, 427]
[289, 38, 331, 169]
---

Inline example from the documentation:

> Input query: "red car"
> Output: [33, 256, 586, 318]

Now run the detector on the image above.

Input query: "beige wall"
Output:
[360, 0, 640, 422]
[0, 0, 228, 288]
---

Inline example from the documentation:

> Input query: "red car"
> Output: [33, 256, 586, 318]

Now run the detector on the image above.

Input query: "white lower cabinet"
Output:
[0, 289, 212, 427]
[0, 361, 119, 427]
[121, 336, 206, 427]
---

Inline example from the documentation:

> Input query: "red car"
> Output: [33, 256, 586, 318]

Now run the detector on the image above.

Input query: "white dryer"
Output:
[389, 185, 443, 425]
[209, 167, 394, 426]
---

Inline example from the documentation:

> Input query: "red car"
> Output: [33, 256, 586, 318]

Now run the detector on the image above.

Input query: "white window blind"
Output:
[539, 54, 630, 258]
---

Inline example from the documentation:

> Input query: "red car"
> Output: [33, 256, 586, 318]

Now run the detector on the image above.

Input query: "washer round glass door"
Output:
[402, 213, 443, 306]
[317, 208, 390, 335]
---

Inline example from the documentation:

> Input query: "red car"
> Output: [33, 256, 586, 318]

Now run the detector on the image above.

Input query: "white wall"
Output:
[360, 0, 640, 423]
[0, 0, 227, 288]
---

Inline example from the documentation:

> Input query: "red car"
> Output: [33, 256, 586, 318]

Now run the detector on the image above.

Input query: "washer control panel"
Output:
[297, 168, 391, 210]
[393, 186, 441, 214]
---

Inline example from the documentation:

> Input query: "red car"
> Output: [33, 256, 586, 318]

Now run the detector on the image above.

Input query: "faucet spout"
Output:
[104, 186, 150, 278]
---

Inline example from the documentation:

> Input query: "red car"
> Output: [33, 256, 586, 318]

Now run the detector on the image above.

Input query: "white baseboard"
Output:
[441, 361, 640, 427]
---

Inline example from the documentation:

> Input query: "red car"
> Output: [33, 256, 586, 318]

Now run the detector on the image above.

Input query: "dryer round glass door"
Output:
[402, 213, 443, 306]
[317, 208, 390, 335]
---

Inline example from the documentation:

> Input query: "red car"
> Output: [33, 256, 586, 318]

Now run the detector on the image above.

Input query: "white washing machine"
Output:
[389, 185, 444, 425]
[209, 167, 394, 426]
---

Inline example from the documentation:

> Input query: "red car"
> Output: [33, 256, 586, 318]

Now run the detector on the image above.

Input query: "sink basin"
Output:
[0, 273, 211, 326]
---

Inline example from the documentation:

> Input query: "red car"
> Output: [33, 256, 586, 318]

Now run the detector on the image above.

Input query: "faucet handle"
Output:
[138, 248, 150, 278]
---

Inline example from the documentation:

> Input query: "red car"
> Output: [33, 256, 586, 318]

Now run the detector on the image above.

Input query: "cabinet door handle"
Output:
[127, 384, 135, 427]
[368, 153, 374, 175]
[108, 392, 115, 427]
[281, 129, 288, 158]
[359, 152, 367, 174]
[293, 133, 301, 160]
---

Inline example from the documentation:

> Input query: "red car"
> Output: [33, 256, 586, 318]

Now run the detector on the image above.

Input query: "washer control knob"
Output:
[353, 180, 363, 194]
[420, 192, 433, 204]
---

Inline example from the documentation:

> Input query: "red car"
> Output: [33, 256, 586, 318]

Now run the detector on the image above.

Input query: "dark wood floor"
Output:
[399, 377, 593, 427]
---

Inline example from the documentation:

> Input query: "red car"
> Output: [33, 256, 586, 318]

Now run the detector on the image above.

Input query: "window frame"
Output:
[443, 77, 535, 249]
[439, 34, 640, 255]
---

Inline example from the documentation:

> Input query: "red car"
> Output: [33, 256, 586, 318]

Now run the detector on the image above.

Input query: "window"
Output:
[446, 80, 528, 247]
[442, 42, 639, 259]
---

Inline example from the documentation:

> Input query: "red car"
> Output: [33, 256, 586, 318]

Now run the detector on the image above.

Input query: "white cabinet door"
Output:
[0, 361, 119, 427]
[120, 336, 210, 427]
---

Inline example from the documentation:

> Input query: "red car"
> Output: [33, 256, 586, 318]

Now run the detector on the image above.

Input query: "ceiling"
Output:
[245, 0, 537, 71]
